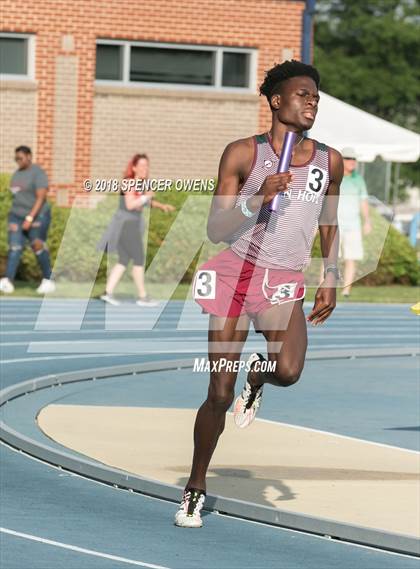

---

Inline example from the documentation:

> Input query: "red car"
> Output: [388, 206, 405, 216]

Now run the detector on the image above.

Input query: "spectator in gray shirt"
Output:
[0, 146, 55, 295]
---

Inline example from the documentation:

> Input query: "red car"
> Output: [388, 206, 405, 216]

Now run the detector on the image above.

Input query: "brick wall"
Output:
[1, 0, 304, 205]
[52, 55, 78, 184]
[92, 86, 259, 180]
[0, 82, 37, 171]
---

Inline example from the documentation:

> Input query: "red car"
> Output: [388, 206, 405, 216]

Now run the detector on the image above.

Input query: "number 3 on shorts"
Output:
[194, 270, 216, 299]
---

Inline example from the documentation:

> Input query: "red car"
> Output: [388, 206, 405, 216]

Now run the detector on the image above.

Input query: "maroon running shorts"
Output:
[193, 248, 305, 318]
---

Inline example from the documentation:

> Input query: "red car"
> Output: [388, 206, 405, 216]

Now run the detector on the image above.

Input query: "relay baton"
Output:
[269, 131, 296, 212]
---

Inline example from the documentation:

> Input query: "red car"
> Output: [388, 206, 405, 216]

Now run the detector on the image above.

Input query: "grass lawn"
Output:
[1, 280, 419, 304]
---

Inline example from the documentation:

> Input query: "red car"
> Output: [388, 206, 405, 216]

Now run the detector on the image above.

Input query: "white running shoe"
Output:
[135, 296, 159, 307]
[99, 293, 121, 306]
[234, 353, 265, 429]
[36, 279, 56, 295]
[0, 278, 15, 294]
[174, 488, 206, 528]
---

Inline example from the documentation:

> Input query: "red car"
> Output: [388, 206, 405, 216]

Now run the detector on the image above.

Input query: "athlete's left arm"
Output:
[22, 188, 48, 231]
[307, 148, 343, 326]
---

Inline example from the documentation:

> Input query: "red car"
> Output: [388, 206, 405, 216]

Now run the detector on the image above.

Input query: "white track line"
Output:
[0, 300, 413, 307]
[1, 336, 417, 348]
[0, 527, 170, 568]
[0, 353, 137, 364]
[0, 328, 184, 337]
[0, 320, 180, 326]
[253, 415, 420, 455]
[1, 442, 416, 561]
[1, 309, 414, 318]
[0, 304, 416, 317]
[1, 324, 417, 333]
[214, 512, 420, 560]
[0, 326, 417, 337]
[1, 345, 419, 362]
[3, 346, 419, 363]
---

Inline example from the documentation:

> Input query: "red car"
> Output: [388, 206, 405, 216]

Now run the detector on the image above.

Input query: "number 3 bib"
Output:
[193, 270, 217, 300]
[305, 166, 328, 194]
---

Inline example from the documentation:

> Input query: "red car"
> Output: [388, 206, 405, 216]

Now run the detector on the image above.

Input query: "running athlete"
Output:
[175, 60, 343, 528]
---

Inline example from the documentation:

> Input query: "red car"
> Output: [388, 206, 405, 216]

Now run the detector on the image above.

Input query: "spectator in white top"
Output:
[337, 147, 371, 297]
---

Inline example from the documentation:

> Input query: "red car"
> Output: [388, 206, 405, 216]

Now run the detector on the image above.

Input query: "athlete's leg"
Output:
[251, 300, 308, 387]
[29, 211, 52, 279]
[105, 220, 139, 295]
[185, 314, 250, 491]
[30, 238, 52, 279]
[342, 259, 356, 296]
[5, 220, 25, 281]
[105, 263, 126, 295]
[131, 265, 146, 298]
[124, 223, 146, 298]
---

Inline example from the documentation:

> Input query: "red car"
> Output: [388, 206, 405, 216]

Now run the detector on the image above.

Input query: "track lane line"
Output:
[0, 527, 171, 569]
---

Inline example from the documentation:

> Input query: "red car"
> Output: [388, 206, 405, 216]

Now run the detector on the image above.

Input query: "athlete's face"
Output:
[271, 76, 319, 131]
[133, 158, 149, 179]
[15, 151, 32, 170]
[343, 157, 357, 174]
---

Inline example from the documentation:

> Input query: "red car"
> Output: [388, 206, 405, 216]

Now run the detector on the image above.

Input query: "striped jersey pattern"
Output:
[230, 133, 331, 271]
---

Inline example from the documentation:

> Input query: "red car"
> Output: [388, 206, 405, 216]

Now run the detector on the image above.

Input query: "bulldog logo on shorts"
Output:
[265, 282, 298, 304]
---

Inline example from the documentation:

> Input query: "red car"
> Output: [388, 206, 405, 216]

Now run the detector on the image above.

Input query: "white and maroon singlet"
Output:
[230, 133, 331, 271]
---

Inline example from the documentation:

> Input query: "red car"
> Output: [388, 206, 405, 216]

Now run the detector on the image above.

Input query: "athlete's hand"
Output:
[154, 201, 175, 213]
[160, 203, 175, 213]
[246, 173, 293, 212]
[258, 173, 293, 204]
[363, 220, 372, 235]
[307, 277, 336, 326]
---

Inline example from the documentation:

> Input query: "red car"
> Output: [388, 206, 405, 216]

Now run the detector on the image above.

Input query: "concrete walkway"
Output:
[38, 404, 420, 538]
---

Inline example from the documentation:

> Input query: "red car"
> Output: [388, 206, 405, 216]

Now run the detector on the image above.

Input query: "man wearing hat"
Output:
[338, 147, 371, 297]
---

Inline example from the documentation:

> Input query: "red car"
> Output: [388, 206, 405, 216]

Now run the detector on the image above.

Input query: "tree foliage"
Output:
[314, 0, 419, 187]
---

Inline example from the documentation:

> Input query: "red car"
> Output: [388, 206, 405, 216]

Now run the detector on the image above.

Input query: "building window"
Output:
[222, 52, 249, 88]
[0, 33, 34, 79]
[130, 47, 214, 85]
[96, 44, 123, 81]
[95, 40, 256, 91]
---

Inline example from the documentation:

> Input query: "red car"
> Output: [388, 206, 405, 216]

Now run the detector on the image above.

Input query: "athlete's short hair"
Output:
[15, 145, 32, 155]
[259, 60, 320, 106]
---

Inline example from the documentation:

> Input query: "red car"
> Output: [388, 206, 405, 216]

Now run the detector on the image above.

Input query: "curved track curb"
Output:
[1, 355, 419, 557]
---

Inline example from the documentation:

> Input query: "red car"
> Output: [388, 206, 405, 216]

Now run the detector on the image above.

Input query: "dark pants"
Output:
[6, 210, 52, 281]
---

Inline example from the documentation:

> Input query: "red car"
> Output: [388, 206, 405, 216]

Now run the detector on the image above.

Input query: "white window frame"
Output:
[0, 32, 35, 81]
[95, 39, 257, 93]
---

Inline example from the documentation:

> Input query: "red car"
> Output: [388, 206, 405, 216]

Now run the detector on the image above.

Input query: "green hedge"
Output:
[0, 174, 107, 282]
[311, 207, 419, 286]
[0, 173, 418, 286]
[0, 175, 201, 284]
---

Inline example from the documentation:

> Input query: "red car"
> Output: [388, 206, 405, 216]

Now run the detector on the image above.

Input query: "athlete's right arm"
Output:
[206, 139, 253, 243]
[207, 139, 291, 243]
[124, 189, 153, 210]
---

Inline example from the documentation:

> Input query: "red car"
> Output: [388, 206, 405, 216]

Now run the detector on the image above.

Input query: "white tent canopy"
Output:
[309, 91, 420, 163]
